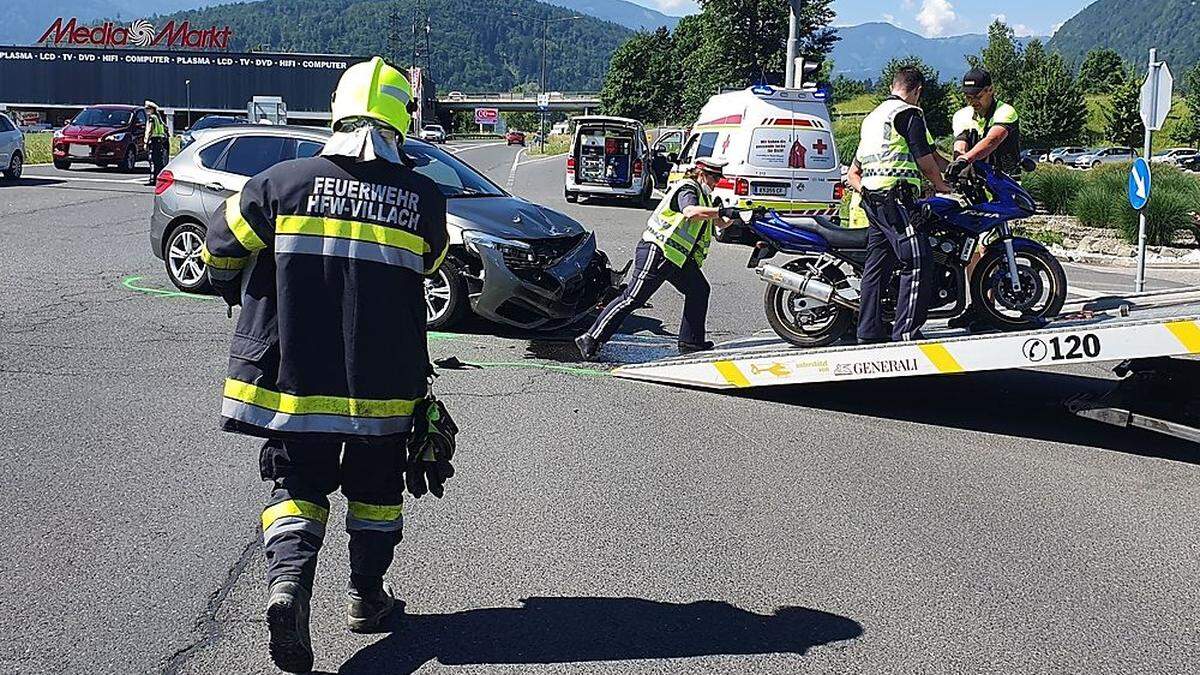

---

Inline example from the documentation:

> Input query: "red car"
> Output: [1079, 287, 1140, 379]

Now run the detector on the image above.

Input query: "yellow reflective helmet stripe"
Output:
[347, 501, 403, 523]
[200, 242, 249, 270]
[225, 193, 267, 253]
[262, 499, 329, 532]
[276, 215, 427, 255]
[223, 379, 421, 418]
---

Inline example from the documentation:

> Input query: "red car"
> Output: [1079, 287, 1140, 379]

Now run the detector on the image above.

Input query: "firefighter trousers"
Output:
[258, 437, 406, 594]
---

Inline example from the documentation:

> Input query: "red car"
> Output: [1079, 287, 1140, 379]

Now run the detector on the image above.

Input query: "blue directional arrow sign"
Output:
[1128, 157, 1151, 210]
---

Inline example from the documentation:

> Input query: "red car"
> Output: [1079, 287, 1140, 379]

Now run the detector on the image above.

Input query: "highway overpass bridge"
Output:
[435, 92, 600, 113]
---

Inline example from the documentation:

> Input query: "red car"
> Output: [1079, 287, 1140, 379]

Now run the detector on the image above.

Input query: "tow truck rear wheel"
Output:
[763, 258, 854, 348]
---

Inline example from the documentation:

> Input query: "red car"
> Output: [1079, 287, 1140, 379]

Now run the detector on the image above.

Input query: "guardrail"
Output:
[438, 92, 599, 102]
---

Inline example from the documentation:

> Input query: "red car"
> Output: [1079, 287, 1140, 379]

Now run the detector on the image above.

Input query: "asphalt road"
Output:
[1, 142, 1198, 675]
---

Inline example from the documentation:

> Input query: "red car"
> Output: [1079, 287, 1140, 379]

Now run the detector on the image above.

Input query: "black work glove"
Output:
[210, 277, 242, 309]
[404, 397, 459, 499]
[946, 159, 971, 181]
[718, 206, 741, 221]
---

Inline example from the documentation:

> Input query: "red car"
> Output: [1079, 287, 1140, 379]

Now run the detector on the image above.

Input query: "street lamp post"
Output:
[185, 79, 191, 129]
[514, 13, 583, 152]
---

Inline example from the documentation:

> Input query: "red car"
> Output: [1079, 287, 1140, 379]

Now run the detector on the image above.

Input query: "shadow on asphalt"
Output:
[747, 368, 1200, 463]
[2, 177, 66, 187]
[326, 597, 862, 674]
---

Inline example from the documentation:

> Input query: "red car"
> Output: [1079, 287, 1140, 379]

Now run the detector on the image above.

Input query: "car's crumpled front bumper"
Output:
[470, 232, 623, 330]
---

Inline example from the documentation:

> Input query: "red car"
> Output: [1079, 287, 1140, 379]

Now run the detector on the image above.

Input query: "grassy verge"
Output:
[22, 132, 182, 165]
[524, 134, 571, 156]
[24, 132, 52, 164]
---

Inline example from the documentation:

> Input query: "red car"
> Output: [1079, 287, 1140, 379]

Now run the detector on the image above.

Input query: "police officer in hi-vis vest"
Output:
[576, 158, 739, 360]
[848, 66, 953, 344]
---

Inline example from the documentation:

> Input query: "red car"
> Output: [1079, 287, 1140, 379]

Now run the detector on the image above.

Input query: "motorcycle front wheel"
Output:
[970, 245, 1067, 330]
[763, 259, 855, 348]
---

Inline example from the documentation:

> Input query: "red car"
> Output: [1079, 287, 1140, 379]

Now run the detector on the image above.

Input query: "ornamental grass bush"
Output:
[1023, 165, 1085, 215]
[1117, 189, 1197, 246]
[1069, 182, 1125, 229]
[1038, 159, 1200, 245]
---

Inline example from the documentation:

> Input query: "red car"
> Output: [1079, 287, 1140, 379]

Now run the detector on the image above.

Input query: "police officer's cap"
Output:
[695, 157, 728, 177]
[962, 69, 993, 96]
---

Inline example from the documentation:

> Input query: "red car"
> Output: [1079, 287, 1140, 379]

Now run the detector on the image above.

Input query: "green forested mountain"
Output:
[148, 0, 632, 91]
[1049, 0, 1200, 72]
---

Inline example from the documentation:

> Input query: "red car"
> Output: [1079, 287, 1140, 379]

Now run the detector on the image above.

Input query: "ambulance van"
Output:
[663, 85, 843, 221]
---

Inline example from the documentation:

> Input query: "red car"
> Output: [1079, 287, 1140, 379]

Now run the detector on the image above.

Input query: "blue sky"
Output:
[628, 0, 1096, 37]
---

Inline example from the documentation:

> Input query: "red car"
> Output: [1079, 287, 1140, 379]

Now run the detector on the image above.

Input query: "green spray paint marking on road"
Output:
[121, 275, 221, 301]
[119, 276, 604, 377]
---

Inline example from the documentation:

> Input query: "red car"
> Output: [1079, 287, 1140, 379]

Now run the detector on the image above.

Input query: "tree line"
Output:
[599, 0, 837, 126]
[601, 8, 1200, 152]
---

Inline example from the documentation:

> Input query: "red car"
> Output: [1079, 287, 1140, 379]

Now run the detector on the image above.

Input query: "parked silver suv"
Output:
[1075, 146, 1136, 169]
[149, 125, 328, 293]
[0, 113, 25, 180]
[150, 124, 617, 330]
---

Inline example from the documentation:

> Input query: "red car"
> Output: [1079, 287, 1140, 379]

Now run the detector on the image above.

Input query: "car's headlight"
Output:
[53, 128, 64, 138]
[462, 230, 531, 256]
[103, 132, 127, 142]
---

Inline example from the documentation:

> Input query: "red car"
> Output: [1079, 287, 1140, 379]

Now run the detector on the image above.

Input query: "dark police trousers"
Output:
[857, 189, 933, 342]
[149, 137, 168, 178]
[586, 240, 710, 345]
[259, 437, 406, 593]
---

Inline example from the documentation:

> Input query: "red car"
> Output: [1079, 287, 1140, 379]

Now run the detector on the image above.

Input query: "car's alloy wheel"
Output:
[4, 152, 21, 179]
[425, 268, 454, 323]
[425, 259, 468, 329]
[165, 223, 212, 293]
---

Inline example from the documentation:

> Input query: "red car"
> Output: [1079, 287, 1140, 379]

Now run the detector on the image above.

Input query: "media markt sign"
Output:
[38, 17, 233, 50]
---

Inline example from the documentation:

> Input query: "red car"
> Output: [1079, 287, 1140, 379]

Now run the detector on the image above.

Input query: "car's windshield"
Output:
[404, 141, 505, 198]
[423, 125, 443, 131]
[74, 108, 131, 127]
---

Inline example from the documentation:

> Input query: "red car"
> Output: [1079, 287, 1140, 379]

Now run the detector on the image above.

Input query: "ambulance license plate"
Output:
[753, 184, 787, 197]
[69, 144, 90, 158]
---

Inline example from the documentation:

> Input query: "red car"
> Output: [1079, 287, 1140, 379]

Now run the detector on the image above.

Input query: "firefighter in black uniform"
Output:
[202, 57, 450, 674]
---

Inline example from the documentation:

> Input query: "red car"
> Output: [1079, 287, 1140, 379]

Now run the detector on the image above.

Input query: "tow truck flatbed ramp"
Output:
[612, 288, 1200, 390]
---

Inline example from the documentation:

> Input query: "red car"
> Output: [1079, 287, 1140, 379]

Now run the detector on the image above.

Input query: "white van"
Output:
[660, 85, 842, 221]
[565, 116, 654, 207]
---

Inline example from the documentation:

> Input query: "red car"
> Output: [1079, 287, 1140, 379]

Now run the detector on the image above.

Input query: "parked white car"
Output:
[419, 124, 447, 144]
[0, 112, 25, 180]
[1075, 147, 1136, 169]
[1150, 147, 1199, 166]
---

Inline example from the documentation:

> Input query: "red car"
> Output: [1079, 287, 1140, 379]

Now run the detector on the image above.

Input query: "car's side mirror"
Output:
[1019, 157, 1037, 173]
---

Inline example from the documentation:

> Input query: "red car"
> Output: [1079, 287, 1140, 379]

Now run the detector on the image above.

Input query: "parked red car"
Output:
[53, 104, 149, 171]
[506, 130, 526, 146]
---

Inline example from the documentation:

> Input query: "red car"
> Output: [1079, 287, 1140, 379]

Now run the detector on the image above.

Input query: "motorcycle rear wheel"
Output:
[763, 259, 854, 348]
[970, 246, 1067, 330]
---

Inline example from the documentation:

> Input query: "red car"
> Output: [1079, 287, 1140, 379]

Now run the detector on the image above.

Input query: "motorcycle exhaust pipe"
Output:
[756, 264, 857, 310]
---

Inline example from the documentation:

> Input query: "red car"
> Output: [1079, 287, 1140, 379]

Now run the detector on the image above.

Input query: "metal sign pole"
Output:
[784, 1, 799, 88]
[1136, 48, 1157, 293]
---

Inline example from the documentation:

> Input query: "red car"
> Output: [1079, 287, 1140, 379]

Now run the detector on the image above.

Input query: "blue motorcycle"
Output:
[724, 160, 1067, 347]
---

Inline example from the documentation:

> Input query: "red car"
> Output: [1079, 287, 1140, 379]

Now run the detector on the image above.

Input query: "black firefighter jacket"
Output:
[202, 154, 449, 441]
